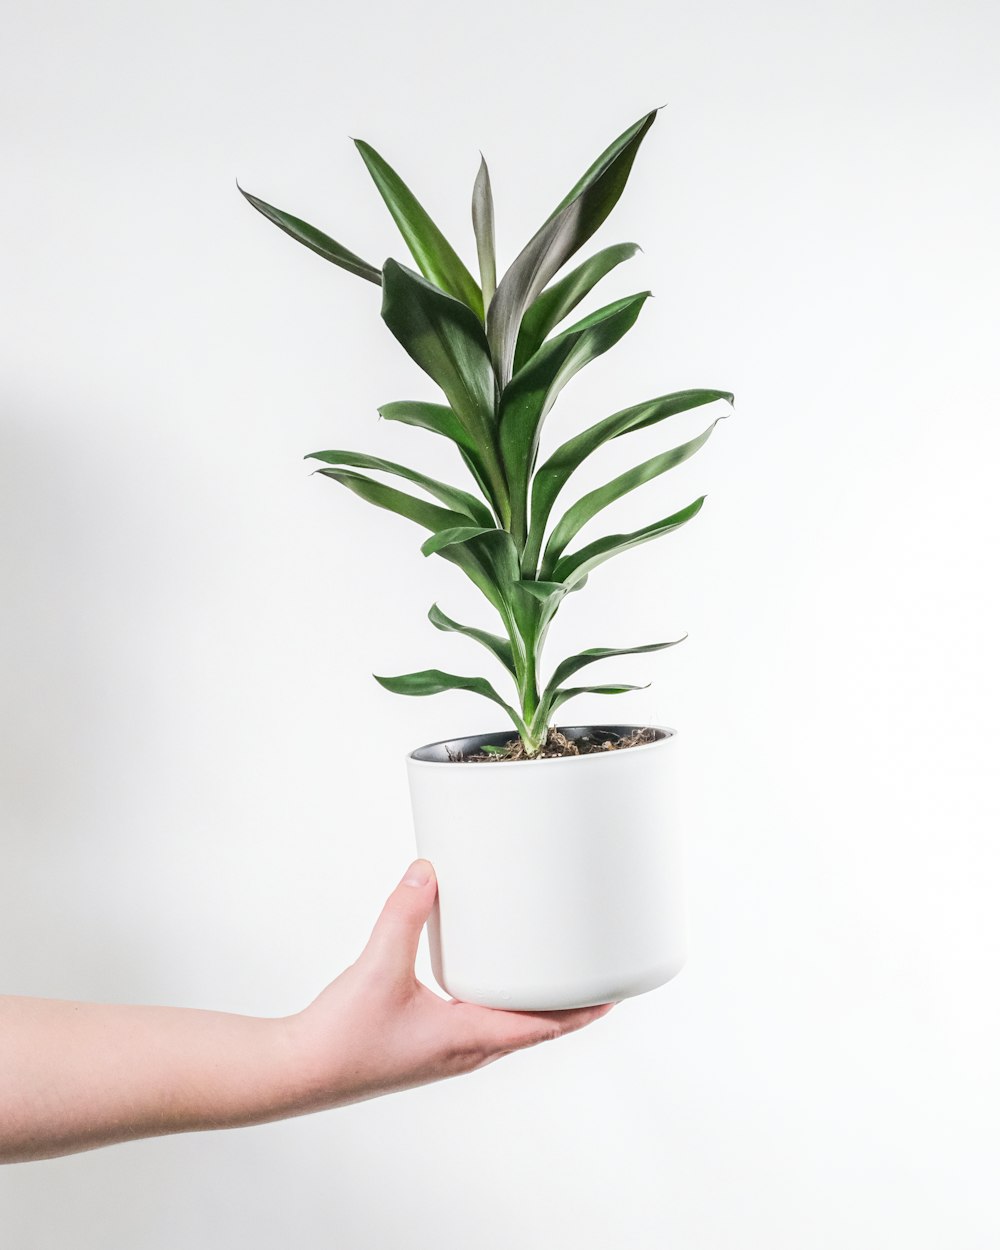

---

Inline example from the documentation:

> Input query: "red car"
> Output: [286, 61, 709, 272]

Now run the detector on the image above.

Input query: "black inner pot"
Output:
[410, 724, 671, 763]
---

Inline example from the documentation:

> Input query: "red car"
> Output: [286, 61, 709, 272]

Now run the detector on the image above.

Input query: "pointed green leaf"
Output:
[378, 400, 472, 448]
[505, 580, 570, 676]
[486, 110, 657, 386]
[377, 399, 498, 510]
[355, 140, 483, 316]
[420, 525, 496, 557]
[509, 578, 568, 628]
[511, 579, 569, 605]
[428, 603, 515, 676]
[523, 389, 732, 573]
[514, 243, 640, 372]
[548, 110, 660, 219]
[314, 468, 470, 533]
[541, 421, 720, 575]
[380, 260, 508, 520]
[307, 450, 494, 527]
[472, 155, 497, 309]
[422, 527, 521, 620]
[499, 293, 650, 545]
[373, 669, 525, 734]
[546, 683, 649, 716]
[318, 472, 519, 625]
[615, 389, 735, 436]
[237, 184, 382, 285]
[553, 496, 707, 588]
[544, 638, 685, 695]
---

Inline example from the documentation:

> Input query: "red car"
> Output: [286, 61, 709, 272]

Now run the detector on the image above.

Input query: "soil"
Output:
[447, 726, 659, 763]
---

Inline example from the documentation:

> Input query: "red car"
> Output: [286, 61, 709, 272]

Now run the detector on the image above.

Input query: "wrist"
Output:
[149, 1009, 322, 1137]
[221, 1011, 325, 1128]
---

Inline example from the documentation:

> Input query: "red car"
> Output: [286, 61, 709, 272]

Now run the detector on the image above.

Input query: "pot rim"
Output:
[406, 723, 676, 768]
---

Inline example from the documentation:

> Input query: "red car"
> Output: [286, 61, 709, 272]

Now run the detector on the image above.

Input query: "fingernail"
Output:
[402, 859, 432, 887]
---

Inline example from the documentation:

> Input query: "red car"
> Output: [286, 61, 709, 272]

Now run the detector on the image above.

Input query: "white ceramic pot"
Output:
[406, 724, 685, 1011]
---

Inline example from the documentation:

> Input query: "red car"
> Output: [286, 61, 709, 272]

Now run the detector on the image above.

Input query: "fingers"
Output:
[356, 860, 437, 982]
[465, 1000, 617, 1055]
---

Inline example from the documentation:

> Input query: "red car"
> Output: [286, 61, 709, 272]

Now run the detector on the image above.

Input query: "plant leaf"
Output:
[428, 603, 515, 675]
[545, 683, 648, 716]
[421, 527, 521, 620]
[513, 242, 640, 372]
[523, 389, 732, 573]
[307, 450, 494, 527]
[472, 155, 497, 309]
[543, 638, 686, 694]
[486, 110, 656, 387]
[420, 525, 496, 557]
[355, 140, 483, 316]
[499, 293, 650, 544]
[503, 579, 570, 685]
[511, 579, 569, 605]
[377, 399, 498, 511]
[378, 399, 472, 447]
[237, 184, 382, 285]
[548, 110, 659, 218]
[313, 468, 471, 533]
[540, 421, 719, 575]
[380, 260, 508, 520]
[552, 496, 707, 588]
[373, 668, 526, 733]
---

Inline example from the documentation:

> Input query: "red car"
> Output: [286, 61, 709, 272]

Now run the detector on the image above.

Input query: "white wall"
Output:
[2, 0, 998, 1245]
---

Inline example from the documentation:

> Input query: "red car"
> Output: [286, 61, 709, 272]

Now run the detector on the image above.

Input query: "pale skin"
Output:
[0, 860, 614, 1164]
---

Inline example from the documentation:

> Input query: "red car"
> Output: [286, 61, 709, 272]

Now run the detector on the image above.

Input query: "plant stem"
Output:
[500, 600, 544, 755]
[519, 646, 540, 728]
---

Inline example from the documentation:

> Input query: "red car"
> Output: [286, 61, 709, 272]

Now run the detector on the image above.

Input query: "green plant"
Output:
[240, 109, 732, 756]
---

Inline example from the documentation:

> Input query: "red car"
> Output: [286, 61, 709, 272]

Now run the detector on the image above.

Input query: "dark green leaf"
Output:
[428, 602, 515, 675]
[420, 525, 496, 557]
[545, 683, 648, 716]
[548, 110, 660, 218]
[543, 638, 686, 694]
[511, 579, 569, 605]
[237, 183, 382, 285]
[486, 110, 656, 386]
[513, 242, 640, 372]
[423, 527, 521, 620]
[472, 155, 497, 309]
[505, 580, 570, 679]
[306, 450, 494, 527]
[377, 400, 498, 510]
[616, 389, 735, 436]
[378, 399, 473, 449]
[373, 668, 525, 733]
[523, 389, 732, 573]
[499, 293, 650, 545]
[314, 468, 470, 533]
[380, 260, 508, 521]
[541, 421, 719, 575]
[552, 496, 707, 587]
[355, 140, 483, 316]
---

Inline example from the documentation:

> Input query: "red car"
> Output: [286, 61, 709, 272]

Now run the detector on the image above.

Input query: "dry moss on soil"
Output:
[448, 726, 659, 763]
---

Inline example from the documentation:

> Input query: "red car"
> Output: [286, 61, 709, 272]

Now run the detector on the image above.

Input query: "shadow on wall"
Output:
[0, 399, 182, 1002]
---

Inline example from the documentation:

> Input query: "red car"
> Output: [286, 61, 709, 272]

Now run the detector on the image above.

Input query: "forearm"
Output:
[0, 995, 309, 1163]
[0, 862, 614, 1164]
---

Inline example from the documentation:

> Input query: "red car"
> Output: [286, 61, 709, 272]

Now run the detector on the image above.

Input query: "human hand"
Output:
[284, 859, 615, 1109]
[0, 860, 613, 1163]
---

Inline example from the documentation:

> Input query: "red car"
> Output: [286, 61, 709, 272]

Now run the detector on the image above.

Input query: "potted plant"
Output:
[240, 108, 732, 1010]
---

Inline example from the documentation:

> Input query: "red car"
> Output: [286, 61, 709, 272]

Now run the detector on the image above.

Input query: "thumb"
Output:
[357, 860, 437, 979]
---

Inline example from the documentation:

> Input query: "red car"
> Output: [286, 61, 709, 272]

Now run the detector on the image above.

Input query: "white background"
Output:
[2, 0, 999, 1245]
